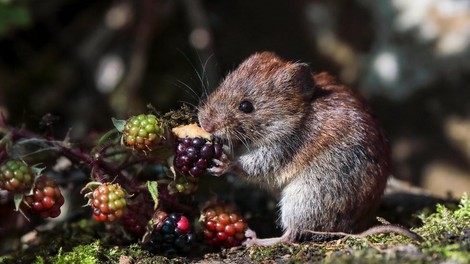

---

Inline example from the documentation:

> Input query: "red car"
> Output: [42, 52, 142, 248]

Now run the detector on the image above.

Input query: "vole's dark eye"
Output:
[239, 100, 254, 113]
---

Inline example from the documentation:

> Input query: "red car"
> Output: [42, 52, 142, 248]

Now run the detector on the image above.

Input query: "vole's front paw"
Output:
[207, 153, 231, 176]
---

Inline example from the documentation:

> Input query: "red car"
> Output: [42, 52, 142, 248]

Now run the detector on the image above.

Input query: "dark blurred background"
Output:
[1, 0, 469, 200]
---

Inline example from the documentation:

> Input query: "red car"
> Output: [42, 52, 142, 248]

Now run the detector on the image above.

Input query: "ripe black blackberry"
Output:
[145, 211, 195, 254]
[173, 136, 223, 177]
[172, 124, 223, 177]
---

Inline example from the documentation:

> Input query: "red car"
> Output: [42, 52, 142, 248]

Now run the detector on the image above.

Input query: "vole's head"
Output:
[198, 52, 315, 148]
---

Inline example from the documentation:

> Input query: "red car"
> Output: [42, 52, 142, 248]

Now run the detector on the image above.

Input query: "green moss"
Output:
[410, 193, 470, 263]
[324, 246, 427, 264]
[247, 244, 288, 262]
[400, 193, 470, 264]
[416, 193, 470, 242]
[49, 241, 100, 264]
[2, 219, 99, 263]
[244, 242, 326, 263]
[35, 240, 176, 264]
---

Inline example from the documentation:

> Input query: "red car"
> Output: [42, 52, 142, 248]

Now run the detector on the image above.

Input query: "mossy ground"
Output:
[1, 194, 469, 264]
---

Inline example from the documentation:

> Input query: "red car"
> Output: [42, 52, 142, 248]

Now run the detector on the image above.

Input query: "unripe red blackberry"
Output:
[122, 200, 153, 237]
[89, 182, 127, 222]
[145, 211, 195, 254]
[21, 175, 64, 218]
[201, 203, 248, 248]
[0, 159, 34, 194]
[172, 124, 223, 177]
[122, 114, 164, 151]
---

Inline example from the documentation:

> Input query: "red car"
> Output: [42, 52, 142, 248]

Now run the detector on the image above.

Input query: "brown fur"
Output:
[198, 52, 390, 245]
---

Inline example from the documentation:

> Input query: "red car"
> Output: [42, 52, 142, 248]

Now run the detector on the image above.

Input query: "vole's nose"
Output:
[198, 105, 224, 134]
[199, 118, 215, 134]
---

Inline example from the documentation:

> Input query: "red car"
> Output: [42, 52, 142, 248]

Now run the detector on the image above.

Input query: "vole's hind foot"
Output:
[244, 228, 257, 240]
[243, 229, 293, 247]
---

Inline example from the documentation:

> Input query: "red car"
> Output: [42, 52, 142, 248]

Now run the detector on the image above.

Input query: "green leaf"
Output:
[31, 164, 45, 177]
[97, 128, 119, 146]
[111, 117, 126, 133]
[13, 193, 23, 211]
[80, 181, 102, 194]
[147, 181, 159, 210]
[14, 193, 30, 221]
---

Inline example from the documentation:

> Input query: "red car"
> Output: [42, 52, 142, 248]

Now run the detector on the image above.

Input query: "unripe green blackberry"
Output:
[90, 182, 127, 222]
[201, 203, 248, 248]
[0, 159, 34, 194]
[122, 114, 164, 151]
[167, 175, 199, 195]
[21, 175, 64, 218]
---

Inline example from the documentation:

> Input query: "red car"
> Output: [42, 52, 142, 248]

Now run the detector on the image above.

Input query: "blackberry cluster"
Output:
[0, 159, 34, 194]
[201, 204, 248, 248]
[91, 183, 127, 222]
[122, 114, 164, 152]
[174, 136, 223, 177]
[145, 211, 195, 254]
[21, 175, 64, 218]
[122, 202, 153, 237]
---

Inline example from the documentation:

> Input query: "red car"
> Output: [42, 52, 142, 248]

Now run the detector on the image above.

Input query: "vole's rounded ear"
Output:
[291, 62, 315, 100]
